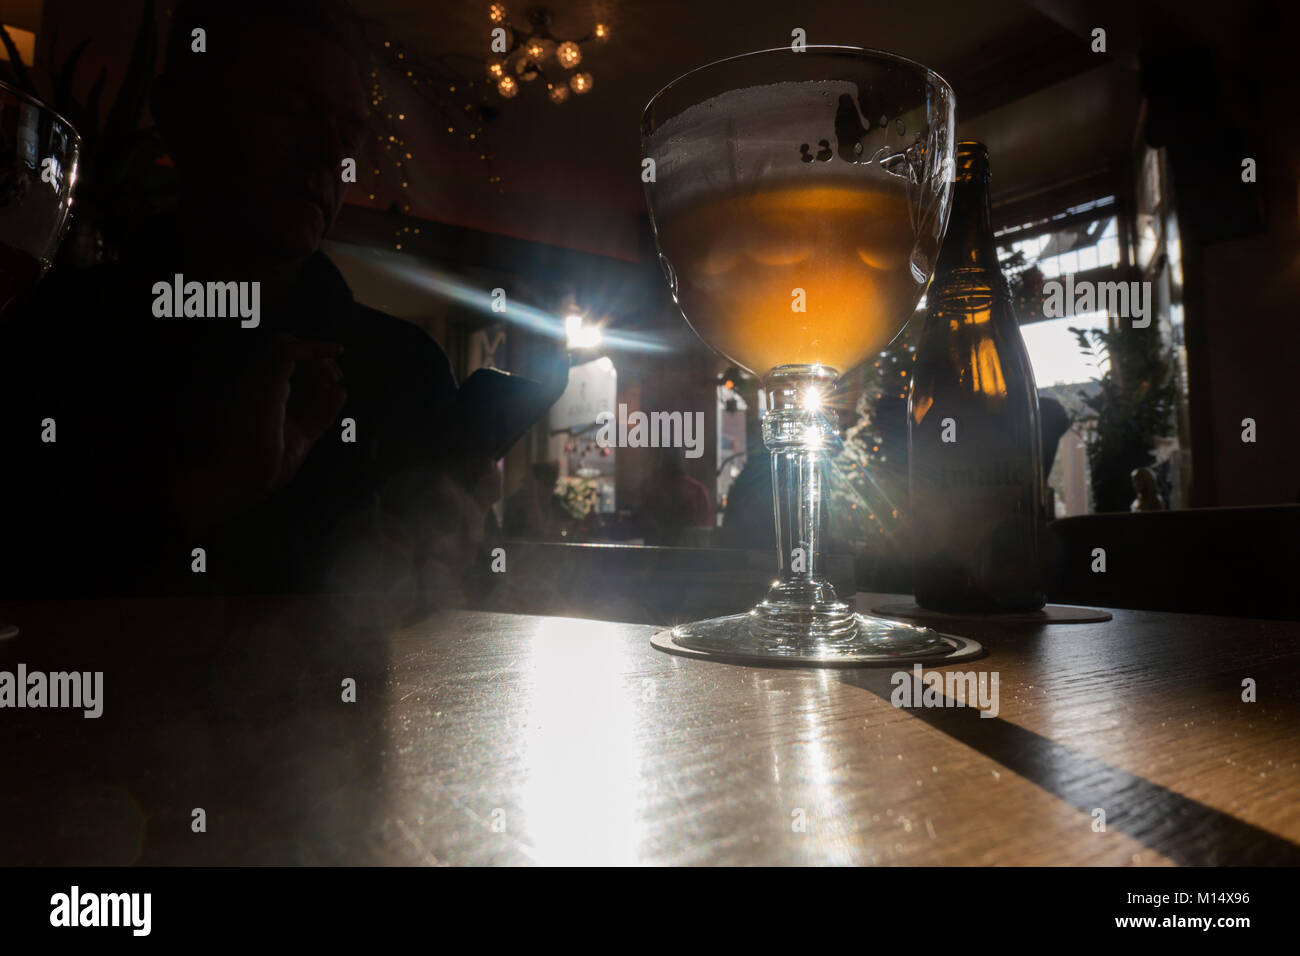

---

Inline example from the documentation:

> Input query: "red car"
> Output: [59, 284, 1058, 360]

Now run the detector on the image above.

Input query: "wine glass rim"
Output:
[0, 78, 83, 144]
[643, 45, 954, 123]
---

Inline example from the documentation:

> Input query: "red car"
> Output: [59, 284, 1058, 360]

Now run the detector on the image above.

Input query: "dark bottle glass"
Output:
[907, 141, 1045, 611]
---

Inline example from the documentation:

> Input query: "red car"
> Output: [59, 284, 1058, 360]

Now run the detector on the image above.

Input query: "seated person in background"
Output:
[474, 459, 506, 540]
[1038, 395, 1071, 481]
[717, 419, 775, 550]
[0, 0, 503, 599]
[642, 450, 713, 546]
[503, 462, 568, 540]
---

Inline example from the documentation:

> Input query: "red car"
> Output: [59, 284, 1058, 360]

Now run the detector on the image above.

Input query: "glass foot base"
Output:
[651, 611, 983, 668]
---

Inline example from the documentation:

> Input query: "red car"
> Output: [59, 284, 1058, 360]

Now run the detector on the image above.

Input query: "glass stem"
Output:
[757, 365, 853, 635]
[770, 432, 823, 580]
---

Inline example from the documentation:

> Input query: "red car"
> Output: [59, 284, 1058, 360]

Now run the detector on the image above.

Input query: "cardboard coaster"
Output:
[650, 626, 984, 669]
[869, 602, 1112, 625]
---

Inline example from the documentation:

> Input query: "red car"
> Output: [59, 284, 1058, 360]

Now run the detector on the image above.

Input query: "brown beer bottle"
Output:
[907, 141, 1045, 611]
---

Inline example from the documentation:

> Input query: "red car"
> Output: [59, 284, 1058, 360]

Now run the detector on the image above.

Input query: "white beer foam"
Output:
[646, 80, 902, 214]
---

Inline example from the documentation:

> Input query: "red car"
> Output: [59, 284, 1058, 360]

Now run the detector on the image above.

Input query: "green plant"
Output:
[1069, 324, 1177, 512]
[824, 318, 919, 556]
[558, 475, 598, 520]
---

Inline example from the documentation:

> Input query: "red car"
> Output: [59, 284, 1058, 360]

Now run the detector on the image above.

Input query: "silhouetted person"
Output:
[718, 419, 775, 550]
[0, 0, 493, 598]
[1039, 394, 1071, 480]
[642, 451, 713, 546]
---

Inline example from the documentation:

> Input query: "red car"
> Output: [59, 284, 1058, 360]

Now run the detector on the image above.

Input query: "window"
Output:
[1018, 310, 1109, 387]
[998, 202, 1121, 282]
[996, 195, 1122, 389]
[995, 195, 1127, 517]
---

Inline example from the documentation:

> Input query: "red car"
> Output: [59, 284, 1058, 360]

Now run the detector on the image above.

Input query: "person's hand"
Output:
[264, 335, 348, 493]
[181, 334, 347, 529]
[535, 335, 572, 403]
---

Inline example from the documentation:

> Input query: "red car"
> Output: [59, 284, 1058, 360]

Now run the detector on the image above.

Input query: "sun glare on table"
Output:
[520, 617, 646, 864]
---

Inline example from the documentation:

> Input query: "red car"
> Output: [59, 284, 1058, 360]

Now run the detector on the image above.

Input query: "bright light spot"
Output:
[520, 617, 644, 864]
[565, 314, 603, 349]
[1020, 311, 1109, 386]
[803, 386, 823, 411]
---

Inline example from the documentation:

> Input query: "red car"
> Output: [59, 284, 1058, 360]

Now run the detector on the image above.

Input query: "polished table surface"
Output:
[1, 592, 1297, 865]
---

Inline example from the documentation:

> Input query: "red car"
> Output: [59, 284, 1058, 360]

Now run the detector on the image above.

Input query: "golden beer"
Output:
[656, 180, 918, 376]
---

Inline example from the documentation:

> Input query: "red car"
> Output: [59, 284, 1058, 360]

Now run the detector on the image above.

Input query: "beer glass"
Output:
[0, 81, 81, 639]
[643, 47, 979, 664]
[0, 81, 79, 322]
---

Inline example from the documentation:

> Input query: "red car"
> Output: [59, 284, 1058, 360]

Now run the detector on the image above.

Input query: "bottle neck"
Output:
[930, 172, 1007, 299]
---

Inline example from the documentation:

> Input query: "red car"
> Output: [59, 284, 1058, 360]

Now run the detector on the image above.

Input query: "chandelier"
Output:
[486, 4, 609, 103]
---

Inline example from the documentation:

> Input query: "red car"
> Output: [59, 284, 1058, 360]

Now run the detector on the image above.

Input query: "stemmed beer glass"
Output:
[642, 47, 979, 665]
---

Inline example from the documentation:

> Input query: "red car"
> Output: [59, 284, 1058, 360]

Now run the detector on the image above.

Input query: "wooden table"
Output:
[0, 592, 1296, 865]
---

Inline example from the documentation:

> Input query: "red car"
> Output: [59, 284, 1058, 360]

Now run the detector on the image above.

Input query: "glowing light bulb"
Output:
[497, 75, 518, 98]
[556, 41, 582, 69]
[570, 72, 593, 94]
[565, 314, 602, 349]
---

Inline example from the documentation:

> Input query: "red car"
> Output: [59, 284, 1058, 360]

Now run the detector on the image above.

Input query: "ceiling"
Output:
[37, 0, 1262, 261]
[354, 0, 1144, 259]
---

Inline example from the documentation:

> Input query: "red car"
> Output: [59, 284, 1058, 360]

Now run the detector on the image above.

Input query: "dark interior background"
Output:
[3, 0, 1295, 516]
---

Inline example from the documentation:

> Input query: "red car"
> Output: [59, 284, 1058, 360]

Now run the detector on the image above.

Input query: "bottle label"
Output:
[910, 409, 1042, 605]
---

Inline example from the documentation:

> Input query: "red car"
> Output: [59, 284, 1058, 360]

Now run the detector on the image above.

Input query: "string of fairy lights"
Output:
[361, 8, 611, 250]
[365, 37, 503, 250]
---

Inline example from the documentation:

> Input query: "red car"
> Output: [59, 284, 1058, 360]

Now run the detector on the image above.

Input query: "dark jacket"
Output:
[0, 249, 460, 597]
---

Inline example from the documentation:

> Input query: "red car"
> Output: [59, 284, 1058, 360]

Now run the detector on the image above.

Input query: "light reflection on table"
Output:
[519, 616, 645, 865]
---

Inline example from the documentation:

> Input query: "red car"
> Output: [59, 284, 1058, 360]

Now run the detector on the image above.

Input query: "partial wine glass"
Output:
[0, 81, 81, 640]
